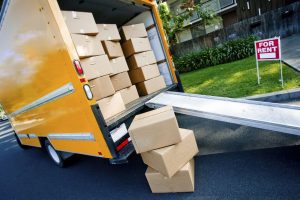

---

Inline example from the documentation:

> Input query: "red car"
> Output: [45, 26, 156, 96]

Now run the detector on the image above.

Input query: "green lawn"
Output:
[180, 56, 300, 98]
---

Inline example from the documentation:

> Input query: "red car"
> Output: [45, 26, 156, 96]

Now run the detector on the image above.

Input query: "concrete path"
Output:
[281, 33, 300, 72]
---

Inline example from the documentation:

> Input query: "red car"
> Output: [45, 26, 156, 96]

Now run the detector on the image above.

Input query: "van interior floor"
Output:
[106, 84, 177, 130]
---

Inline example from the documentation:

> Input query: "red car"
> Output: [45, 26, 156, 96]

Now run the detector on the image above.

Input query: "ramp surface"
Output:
[146, 92, 300, 136]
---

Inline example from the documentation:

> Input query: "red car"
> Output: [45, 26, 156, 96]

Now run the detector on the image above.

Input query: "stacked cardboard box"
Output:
[63, 11, 125, 120]
[121, 24, 166, 96]
[97, 24, 140, 109]
[63, 13, 167, 120]
[128, 106, 199, 193]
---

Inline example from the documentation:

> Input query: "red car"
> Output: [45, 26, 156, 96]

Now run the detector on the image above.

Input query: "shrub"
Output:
[174, 35, 257, 73]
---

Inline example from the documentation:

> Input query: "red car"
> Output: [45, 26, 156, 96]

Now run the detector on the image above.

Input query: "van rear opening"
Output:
[57, 0, 177, 130]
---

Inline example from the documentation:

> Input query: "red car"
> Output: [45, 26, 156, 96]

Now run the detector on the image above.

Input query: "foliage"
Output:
[181, 56, 300, 98]
[158, 1, 221, 45]
[174, 35, 257, 73]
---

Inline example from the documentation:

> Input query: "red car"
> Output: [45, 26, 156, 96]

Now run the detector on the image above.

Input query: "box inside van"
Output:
[58, 0, 176, 129]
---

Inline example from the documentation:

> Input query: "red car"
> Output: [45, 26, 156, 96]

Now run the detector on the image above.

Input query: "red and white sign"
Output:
[255, 37, 281, 60]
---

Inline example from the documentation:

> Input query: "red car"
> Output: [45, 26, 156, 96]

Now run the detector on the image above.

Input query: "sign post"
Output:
[254, 37, 283, 87]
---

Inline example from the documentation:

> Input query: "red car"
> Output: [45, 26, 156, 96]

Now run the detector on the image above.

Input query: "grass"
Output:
[180, 56, 300, 98]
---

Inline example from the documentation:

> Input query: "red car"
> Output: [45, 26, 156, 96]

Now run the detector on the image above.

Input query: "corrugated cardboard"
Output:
[97, 24, 121, 41]
[97, 92, 126, 120]
[122, 38, 152, 58]
[121, 23, 148, 41]
[128, 106, 182, 153]
[129, 64, 160, 84]
[119, 85, 139, 105]
[102, 41, 123, 59]
[126, 51, 157, 70]
[141, 128, 199, 178]
[62, 11, 98, 35]
[110, 72, 132, 91]
[136, 76, 166, 96]
[89, 75, 115, 100]
[110, 56, 129, 75]
[71, 34, 105, 58]
[81, 55, 113, 80]
[145, 159, 195, 193]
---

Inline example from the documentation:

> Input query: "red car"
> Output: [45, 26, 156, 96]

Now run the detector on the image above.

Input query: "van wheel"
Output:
[44, 140, 65, 167]
[14, 133, 29, 150]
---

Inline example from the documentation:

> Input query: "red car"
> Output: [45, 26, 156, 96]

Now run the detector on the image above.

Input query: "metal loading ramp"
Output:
[146, 92, 300, 136]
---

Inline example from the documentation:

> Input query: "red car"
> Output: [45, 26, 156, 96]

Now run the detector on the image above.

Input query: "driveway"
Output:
[1, 120, 300, 199]
[282, 33, 300, 72]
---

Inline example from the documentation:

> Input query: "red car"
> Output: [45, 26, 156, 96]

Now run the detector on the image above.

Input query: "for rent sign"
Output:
[254, 37, 283, 87]
[255, 37, 281, 60]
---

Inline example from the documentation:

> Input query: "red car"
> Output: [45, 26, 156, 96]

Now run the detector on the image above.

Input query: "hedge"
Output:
[173, 35, 257, 73]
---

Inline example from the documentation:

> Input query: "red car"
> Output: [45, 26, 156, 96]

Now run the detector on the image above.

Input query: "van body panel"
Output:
[0, 0, 177, 160]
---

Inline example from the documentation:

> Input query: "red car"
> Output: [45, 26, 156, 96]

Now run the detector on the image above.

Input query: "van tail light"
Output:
[74, 60, 84, 75]
[83, 84, 93, 100]
[116, 138, 129, 152]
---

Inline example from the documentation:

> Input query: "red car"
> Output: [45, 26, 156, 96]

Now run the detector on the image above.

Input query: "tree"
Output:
[158, 0, 221, 45]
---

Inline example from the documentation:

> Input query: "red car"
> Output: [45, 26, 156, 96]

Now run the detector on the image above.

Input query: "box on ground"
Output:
[89, 75, 115, 100]
[141, 128, 198, 177]
[110, 72, 132, 91]
[62, 11, 98, 35]
[129, 64, 160, 84]
[127, 51, 156, 70]
[102, 41, 123, 59]
[121, 23, 148, 41]
[71, 34, 105, 58]
[145, 159, 195, 193]
[97, 92, 126, 120]
[128, 106, 181, 154]
[136, 75, 166, 96]
[119, 85, 139, 105]
[81, 55, 113, 80]
[122, 38, 152, 58]
[97, 24, 121, 41]
[110, 56, 129, 75]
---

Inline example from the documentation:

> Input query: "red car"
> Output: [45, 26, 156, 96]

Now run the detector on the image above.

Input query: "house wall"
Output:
[171, 1, 300, 57]
[222, 10, 238, 27]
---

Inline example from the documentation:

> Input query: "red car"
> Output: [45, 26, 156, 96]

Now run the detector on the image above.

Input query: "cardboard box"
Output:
[97, 24, 121, 41]
[110, 56, 129, 75]
[136, 76, 166, 96]
[110, 72, 132, 91]
[97, 92, 126, 120]
[122, 38, 152, 58]
[129, 64, 160, 84]
[127, 51, 156, 70]
[119, 85, 139, 105]
[81, 55, 113, 80]
[102, 41, 123, 59]
[121, 23, 148, 41]
[128, 106, 182, 153]
[71, 34, 105, 58]
[141, 128, 198, 177]
[62, 11, 98, 35]
[89, 75, 115, 100]
[145, 159, 195, 193]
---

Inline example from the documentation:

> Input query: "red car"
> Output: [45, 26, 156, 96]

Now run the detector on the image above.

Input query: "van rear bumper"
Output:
[109, 141, 135, 164]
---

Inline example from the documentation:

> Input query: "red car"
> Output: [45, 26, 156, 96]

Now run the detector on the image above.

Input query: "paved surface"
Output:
[282, 33, 300, 71]
[1, 120, 300, 199]
[284, 100, 300, 106]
